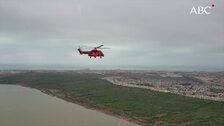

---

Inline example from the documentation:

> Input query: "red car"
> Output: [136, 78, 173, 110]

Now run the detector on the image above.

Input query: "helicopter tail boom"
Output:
[77, 48, 90, 55]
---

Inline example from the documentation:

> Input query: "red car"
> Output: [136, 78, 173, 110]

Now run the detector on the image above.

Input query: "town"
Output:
[78, 70, 224, 101]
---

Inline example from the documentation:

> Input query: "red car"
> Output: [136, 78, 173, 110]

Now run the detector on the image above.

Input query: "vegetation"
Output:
[0, 71, 224, 126]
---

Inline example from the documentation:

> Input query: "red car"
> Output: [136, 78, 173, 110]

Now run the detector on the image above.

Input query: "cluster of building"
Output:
[100, 70, 224, 101]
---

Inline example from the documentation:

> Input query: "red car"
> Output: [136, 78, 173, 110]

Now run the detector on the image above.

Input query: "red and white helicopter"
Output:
[77, 45, 109, 58]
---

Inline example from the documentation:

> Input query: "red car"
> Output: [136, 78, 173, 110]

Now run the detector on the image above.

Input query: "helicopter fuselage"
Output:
[78, 48, 104, 58]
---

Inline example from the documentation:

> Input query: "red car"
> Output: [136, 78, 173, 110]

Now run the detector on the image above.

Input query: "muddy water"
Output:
[0, 84, 138, 126]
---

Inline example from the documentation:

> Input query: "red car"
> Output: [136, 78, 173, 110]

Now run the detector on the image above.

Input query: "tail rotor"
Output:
[77, 46, 82, 54]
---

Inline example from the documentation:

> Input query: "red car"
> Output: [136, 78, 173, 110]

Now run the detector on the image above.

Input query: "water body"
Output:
[0, 84, 138, 126]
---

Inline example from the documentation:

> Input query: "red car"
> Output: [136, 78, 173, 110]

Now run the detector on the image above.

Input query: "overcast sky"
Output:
[0, 0, 224, 70]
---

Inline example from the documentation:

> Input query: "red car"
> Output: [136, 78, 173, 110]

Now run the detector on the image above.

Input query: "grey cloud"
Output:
[0, 0, 224, 69]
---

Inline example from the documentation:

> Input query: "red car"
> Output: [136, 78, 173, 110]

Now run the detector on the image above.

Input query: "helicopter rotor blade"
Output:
[95, 45, 104, 49]
[98, 47, 110, 49]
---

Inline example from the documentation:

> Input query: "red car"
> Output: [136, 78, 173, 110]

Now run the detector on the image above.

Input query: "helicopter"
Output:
[77, 45, 109, 58]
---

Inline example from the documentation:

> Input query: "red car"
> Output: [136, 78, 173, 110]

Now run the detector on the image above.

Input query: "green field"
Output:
[0, 71, 224, 126]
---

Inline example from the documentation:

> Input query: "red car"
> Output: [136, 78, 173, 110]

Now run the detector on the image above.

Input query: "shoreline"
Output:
[40, 88, 146, 126]
[20, 85, 146, 126]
